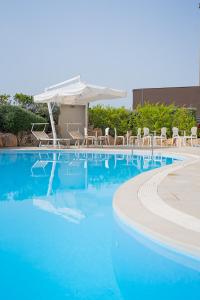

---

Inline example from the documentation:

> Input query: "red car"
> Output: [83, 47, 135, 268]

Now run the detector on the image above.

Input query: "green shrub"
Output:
[0, 94, 10, 105]
[14, 93, 34, 109]
[89, 105, 131, 135]
[0, 105, 46, 134]
[172, 107, 196, 134]
[14, 93, 60, 124]
[133, 103, 176, 135]
[89, 103, 197, 137]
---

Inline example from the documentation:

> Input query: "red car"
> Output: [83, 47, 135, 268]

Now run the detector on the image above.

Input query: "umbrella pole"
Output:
[47, 102, 57, 146]
[85, 104, 88, 129]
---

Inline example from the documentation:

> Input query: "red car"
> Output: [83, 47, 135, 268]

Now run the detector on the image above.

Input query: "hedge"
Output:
[89, 103, 197, 137]
[0, 105, 46, 134]
[134, 103, 196, 135]
[89, 105, 132, 135]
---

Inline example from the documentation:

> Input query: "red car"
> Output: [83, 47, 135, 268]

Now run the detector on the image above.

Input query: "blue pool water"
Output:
[0, 151, 199, 300]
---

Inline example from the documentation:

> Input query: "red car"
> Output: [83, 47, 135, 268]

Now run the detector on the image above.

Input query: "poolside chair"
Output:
[114, 128, 125, 146]
[142, 127, 151, 146]
[172, 127, 181, 147]
[128, 128, 142, 146]
[97, 128, 110, 145]
[154, 127, 167, 147]
[82, 128, 96, 146]
[31, 123, 70, 148]
[183, 127, 198, 146]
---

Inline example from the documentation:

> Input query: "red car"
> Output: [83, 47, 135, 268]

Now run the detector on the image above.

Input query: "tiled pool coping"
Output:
[113, 149, 200, 259]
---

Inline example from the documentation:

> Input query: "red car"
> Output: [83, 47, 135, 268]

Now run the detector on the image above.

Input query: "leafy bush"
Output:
[172, 107, 196, 133]
[133, 103, 176, 136]
[134, 103, 196, 136]
[14, 93, 60, 124]
[0, 94, 10, 105]
[14, 93, 34, 109]
[89, 103, 197, 137]
[89, 105, 132, 135]
[0, 105, 46, 134]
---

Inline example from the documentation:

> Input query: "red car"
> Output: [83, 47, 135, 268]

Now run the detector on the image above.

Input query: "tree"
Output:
[14, 93, 34, 110]
[14, 93, 59, 124]
[0, 94, 10, 105]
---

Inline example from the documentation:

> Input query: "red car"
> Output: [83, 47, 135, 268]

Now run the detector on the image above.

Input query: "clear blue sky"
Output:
[0, 0, 199, 108]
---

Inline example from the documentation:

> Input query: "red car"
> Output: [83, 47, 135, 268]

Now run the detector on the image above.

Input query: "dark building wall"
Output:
[133, 86, 200, 117]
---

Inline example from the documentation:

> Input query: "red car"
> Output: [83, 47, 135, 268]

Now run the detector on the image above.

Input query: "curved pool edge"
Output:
[113, 151, 200, 260]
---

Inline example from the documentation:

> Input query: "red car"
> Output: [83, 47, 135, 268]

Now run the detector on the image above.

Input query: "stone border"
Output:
[113, 151, 200, 259]
[139, 155, 200, 232]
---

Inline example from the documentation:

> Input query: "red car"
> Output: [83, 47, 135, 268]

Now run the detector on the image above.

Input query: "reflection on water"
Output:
[0, 151, 170, 224]
[1, 151, 197, 300]
[0, 151, 169, 198]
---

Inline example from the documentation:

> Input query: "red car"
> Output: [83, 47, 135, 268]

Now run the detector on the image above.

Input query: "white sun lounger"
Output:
[31, 123, 71, 148]
[65, 123, 84, 147]
[67, 130, 84, 146]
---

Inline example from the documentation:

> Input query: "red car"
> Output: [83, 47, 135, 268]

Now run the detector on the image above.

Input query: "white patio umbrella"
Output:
[34, 75, 127, 145]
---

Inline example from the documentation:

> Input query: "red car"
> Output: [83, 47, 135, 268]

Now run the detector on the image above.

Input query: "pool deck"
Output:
[113, 147, 200, 259]
[2, 146, 200, 258]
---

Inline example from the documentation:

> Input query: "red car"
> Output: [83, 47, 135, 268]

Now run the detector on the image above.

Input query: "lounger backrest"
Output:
[68, 130, 83, 140]
[143, 127, 149, 136]
[172, 127, 179, 137]
[191, 127, 197, 136]
[32, 131, 50, 140]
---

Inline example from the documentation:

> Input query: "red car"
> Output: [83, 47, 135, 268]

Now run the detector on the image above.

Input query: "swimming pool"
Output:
[0, 150, 199, 300]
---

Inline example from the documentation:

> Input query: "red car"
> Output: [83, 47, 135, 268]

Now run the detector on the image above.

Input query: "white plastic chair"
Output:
[184, 127, 198, 146]
[82, 127, 96, 146]
[114, 128, 125, 146]
[128, 128, 142, 146]
[98, 127, 110, 145]
[155, 127, 167, 147]
[172, 127, 181, 147]
[142, 127, 151, 146]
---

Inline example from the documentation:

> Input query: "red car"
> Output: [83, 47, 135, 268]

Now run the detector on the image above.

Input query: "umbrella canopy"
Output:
[33, 76, 127, 146]
[34, 75, 127, 105]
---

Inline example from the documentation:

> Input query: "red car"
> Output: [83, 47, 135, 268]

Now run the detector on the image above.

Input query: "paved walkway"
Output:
[114, 147, 200, 258]
[159, 160, 200, 219]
